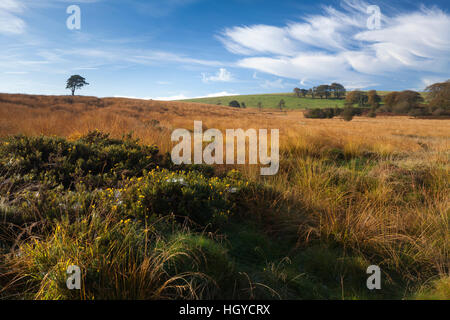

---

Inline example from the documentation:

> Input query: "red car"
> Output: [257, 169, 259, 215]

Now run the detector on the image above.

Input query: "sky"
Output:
[0, 0, 449, 100]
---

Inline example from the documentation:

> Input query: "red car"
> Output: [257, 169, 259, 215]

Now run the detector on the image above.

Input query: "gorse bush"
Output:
[0, 132, 259, 230]
[304, 107, 365, 119]
[0, 132, 286, 300]
[304, 108, 338, 119]
[342, 107, 354, 121]
[304, 108, 327, 119]
[0, 130, 162, 190]
[100, 169, 254, 227]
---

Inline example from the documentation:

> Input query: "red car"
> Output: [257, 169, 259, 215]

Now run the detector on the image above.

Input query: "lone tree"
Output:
[66, 75, 89, 96]
[278, 99, 286, 111]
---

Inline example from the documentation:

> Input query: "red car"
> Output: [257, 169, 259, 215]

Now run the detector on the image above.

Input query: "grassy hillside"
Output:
[182, 93, 347, 109]
[181, 91, 429, 110]
[0, 93, 449, 300]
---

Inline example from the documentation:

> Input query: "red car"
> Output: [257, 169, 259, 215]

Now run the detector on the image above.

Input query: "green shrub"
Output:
[304, 109, 326, 119]
[392, 101, 412, 114]
[118, 169, 255, 227]
[0, 131, 162, 190]
[409, 108, 429, 118]
[322, 108, 335, 118]
[414, 277, 450, 300]
[304, 108, 364, 120]
[342, 107, 354, 121]
[167, 233, 237, 298]
[432, 108, 449, 117]
[367, 110, 377, 118]
[229, 100, 241, 108]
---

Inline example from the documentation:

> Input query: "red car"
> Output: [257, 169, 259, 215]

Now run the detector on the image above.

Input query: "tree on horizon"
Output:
[330, 83, 346, 99]
[425, 80, 450, 110]
[66, 75, 89, 96]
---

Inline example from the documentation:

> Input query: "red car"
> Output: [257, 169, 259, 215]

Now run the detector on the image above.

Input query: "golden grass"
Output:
[1, 93, 449, 296]
[1, 93, 448, 154]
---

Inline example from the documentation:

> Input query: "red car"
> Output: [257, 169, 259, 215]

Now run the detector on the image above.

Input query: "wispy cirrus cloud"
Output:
[0, 0, 26, 35]
[0, 0, 100, 36]
[219, 0, 450, 89]
[0, 45, 224, 73]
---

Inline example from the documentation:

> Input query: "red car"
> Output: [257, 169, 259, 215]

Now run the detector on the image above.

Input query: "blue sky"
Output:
[0, 0, 449, 99]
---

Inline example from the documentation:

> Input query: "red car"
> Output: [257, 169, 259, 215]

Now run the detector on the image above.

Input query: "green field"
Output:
[181, 91, 428, 110]
[182, 93, 347, 109]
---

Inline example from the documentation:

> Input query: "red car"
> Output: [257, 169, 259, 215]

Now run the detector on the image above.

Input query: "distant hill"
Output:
[180, 91, 428, 110]
[181, 93, 346, 110]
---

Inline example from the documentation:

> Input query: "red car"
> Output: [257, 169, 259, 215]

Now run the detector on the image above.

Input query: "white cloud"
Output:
[115, 91, 239, 101]
[219, 0, 450, 88]
[0, 0, 24, 11]
[0, 0, 26, 35]
[203, 91, 238, 98]
[3, 46, 223, 70]
[420, 77, 449, 88]
[114, 94, 191, 101]
[260, 79, 289, 89]
[157, 91, 239, 100]
[219, 25, 297, 56]
[154, 94, 191, 101]
[130, 51, 223, 67]
[202, 68, 234, 83]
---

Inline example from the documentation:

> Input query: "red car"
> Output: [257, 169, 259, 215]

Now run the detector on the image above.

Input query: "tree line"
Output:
[343, 81, 450, 117]
[303, 80, 449, 120]
[294, 83, 346, 100]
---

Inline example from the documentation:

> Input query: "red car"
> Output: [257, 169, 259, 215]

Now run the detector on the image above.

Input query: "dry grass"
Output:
[1, 93, 449, 298]
[0, 93, 448, 155]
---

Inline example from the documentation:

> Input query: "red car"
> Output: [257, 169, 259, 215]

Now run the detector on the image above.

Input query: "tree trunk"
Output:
[72, 89, 75, 96]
